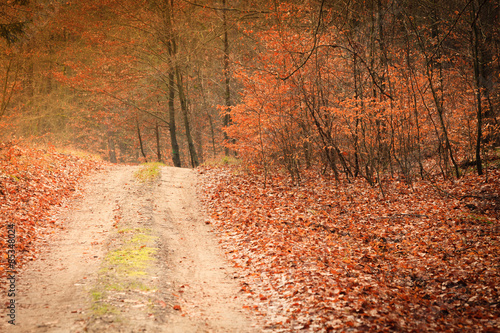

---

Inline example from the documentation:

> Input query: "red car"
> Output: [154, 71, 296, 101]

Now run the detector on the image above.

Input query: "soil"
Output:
[4, 165, 259, 333]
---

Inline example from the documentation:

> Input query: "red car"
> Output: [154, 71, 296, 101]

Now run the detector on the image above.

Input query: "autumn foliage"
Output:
[0, 142, 103, 283]
[200, 165, 499, 331]
[1, 0, 231, 165]
[227, 1, 499, 181]
[1, 0, 499, 330]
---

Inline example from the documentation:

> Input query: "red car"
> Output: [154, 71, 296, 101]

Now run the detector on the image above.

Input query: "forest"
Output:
[0, 0, 497, 174]
[1, 0, 499, 331]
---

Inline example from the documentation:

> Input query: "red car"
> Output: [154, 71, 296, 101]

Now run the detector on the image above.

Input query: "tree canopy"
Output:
[0, 0, 498, 176]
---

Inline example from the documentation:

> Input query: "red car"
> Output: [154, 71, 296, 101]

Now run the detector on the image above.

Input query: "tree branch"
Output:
[180, 0, 270, 13]
[277, 0, 326, 81]
[99, 89, 170, 125]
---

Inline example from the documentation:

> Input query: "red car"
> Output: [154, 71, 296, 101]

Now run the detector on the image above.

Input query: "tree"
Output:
[226, 0, 498, 181]
[1, 0, 497, 176]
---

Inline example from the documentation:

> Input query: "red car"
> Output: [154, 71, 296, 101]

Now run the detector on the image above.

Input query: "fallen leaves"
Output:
[199, 166, 500, 332]
[0, 141, 104, 285]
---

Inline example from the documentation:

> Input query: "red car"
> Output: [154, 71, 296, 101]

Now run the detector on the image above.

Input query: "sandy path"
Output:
[156, 167, 255, 332]
[4, 165, 257, 333]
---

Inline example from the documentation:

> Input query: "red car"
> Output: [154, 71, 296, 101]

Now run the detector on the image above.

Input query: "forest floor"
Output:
[1, 144, 499, 332]
[198, 164, 500, 332]
[2, 163, 260, 333]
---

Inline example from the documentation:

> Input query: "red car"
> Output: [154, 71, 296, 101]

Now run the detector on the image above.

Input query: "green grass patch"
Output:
[91, 302, 119, 317]
[91, 290, 103, 302]
[106, 246, 156, 274]
[105, 282, 125, 291]
[134, 162, 164, 182]
[89, 288, 119, 317]
[89, 227, 158, 320]
[202, 154, 241, 167]
[103, 229, 157, 276]
[104, 280, 153, 292]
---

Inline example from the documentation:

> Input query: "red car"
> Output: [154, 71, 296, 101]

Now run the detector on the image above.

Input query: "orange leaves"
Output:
[0, 142, 103, 284]
[199, 165, 500, 332]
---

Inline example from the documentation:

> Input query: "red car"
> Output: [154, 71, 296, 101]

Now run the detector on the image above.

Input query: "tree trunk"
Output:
[196, 68, 217, 158]
[107, 130, 117, 163]
[155, 121, 162, 162]
[208, 113, 216, 158]
[471, 0, 486, 175]
[352, 52, 361, 177]
[168, 70, 181, 167]
[222, 0, 232, 156]
[426, 7, 460, 178]
[0, 56, 19, 121]
[136, 117, 147, 162]
[195, 123, 204, 165]
[175, 68, 199, 167]
[163, 0, 181, 167]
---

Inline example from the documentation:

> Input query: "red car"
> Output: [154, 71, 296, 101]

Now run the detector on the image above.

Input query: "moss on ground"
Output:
[89, 226, 158, 319]
[134, 162, 164, 182]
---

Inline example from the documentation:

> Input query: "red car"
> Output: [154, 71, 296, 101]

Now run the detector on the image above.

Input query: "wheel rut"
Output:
[6, 165, 258, 333]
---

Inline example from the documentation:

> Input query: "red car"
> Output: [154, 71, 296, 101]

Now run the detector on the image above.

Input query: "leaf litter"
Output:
[0, 141, 104, 283]
[198, 165, 500, 332]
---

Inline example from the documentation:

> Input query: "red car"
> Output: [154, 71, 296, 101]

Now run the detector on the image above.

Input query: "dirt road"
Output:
[6, 165, 258, 332]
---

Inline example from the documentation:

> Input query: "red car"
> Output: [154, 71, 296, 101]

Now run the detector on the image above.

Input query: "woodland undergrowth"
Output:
[199, 165, 499, 332]
[0, 142, 104, 284]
